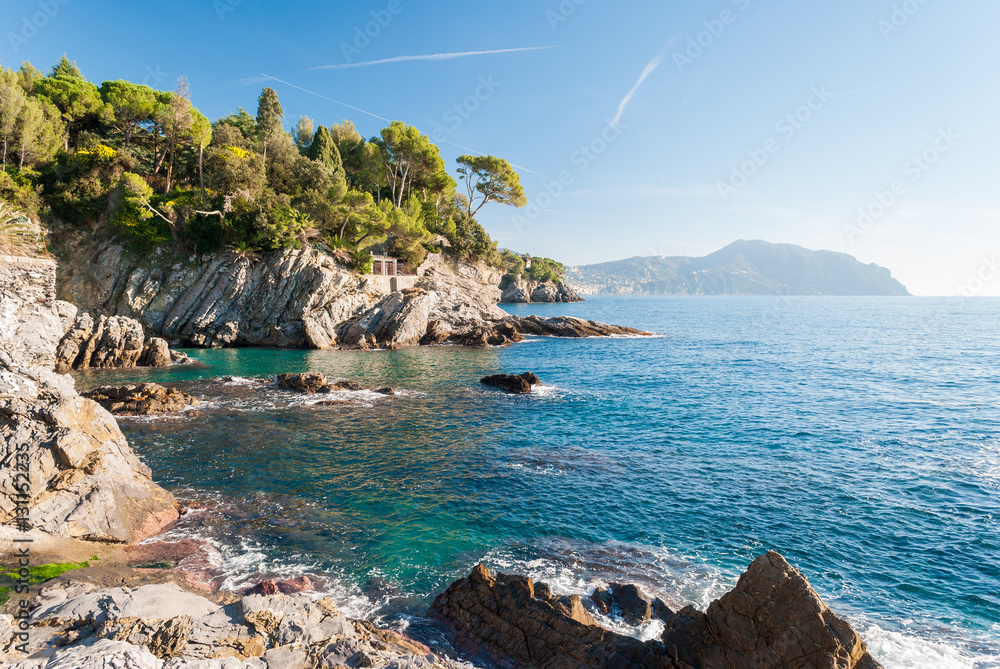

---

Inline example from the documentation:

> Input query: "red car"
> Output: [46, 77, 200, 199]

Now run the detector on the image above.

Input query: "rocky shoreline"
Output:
[57, 245, 618, 351]
[2, 253, 881, 667]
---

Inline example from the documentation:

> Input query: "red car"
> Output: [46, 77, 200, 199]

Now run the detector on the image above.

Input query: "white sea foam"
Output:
[855, 620, 997, 669]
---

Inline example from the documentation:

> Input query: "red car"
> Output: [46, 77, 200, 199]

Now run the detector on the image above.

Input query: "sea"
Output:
[72, 296, 1000, 668]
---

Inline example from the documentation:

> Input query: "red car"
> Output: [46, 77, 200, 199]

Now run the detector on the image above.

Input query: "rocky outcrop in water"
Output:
[662, 551, 881, 669]
[481, 372, 543, 394]
[54, 312, 185, 372]
[500, 276, 583, 304]
[4, 579, 468, 668]
[82, 384, 200, 416]
[433, 553, 882, 669]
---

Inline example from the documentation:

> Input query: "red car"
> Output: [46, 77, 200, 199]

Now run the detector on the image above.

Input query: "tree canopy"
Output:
[0, 56, 548, 274]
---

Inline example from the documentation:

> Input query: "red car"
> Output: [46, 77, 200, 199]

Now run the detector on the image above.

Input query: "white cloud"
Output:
[312, 47, 555, 70]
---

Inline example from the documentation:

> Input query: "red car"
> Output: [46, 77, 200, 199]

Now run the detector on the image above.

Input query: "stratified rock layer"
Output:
[58, 245, 642, 351]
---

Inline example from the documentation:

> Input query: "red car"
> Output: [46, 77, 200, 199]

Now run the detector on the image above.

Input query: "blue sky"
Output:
[3, 0, 999, 295]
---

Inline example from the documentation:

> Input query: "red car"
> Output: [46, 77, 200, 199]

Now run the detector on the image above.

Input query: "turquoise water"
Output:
[76, 297, 1000, 668]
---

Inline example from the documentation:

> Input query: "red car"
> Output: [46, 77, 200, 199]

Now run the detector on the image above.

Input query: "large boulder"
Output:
[432, 563, 671, 669]
[0, 358, 178, 543]
[82, 384, 200, 416]
[481, 372, 543, 394]
[663, 551, 882, 669]
[55, 313, 145, 371]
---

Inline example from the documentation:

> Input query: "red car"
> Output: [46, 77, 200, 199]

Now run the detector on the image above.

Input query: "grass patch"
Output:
[0, 559, 96, 605]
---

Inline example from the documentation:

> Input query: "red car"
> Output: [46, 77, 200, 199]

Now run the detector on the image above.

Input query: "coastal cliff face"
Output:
[0, 257, 177, 544]
[58, 244, 508, 349]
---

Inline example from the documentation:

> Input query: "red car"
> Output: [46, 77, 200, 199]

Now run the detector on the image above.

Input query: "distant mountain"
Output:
[566, 240, 909, 296]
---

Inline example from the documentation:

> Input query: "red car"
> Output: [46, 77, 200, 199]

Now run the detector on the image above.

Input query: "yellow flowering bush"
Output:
[223, 146, 252, 160]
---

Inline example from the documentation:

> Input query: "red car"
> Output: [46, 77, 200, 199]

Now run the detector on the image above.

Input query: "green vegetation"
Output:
[0, 558, 94, 605]
[0, 57, 533, 269]
[500, 249, 567, 284]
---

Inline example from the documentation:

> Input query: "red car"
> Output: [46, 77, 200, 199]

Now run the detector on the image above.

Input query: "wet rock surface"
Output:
[82, 384, 200, 416]
[274, 373, 383, 395]
[433, 553, 883, 669]
[480, 373, 543, 395]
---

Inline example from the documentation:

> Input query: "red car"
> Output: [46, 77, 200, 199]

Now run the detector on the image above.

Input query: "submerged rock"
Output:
[83, 383, 200, 416]
[481, 372, 544, 394]
[433, 554, 883, 669]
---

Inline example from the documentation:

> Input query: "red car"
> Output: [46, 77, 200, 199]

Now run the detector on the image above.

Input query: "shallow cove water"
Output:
[74, 296, 1000, 668]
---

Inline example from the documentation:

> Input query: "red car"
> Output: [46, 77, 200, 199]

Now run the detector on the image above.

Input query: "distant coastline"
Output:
[567, 239, 909, 296]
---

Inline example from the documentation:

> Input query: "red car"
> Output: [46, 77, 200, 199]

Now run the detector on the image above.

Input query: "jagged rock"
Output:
[591, 586, 613, 614]
[662, 551, 882, 669]
[83, 384, 200, 416]
[276, 372, 328, 394]
[434, 556, 882, 669]
[243, 576, 314, 597]
[55, 312, 146, 371]
[481, 372, 543, 394]
[274, 373, 371, 395]
[432, 563, 669, 668]
[610, 582, 653, 625]
[0, 361, 178, 543]
[375, 387, 397, 396]
[499, 274, 584, 304]
[140, 338, 174, 367]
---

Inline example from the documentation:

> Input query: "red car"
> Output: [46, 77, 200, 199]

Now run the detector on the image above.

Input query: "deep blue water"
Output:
[76, 297, 1000, 668]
